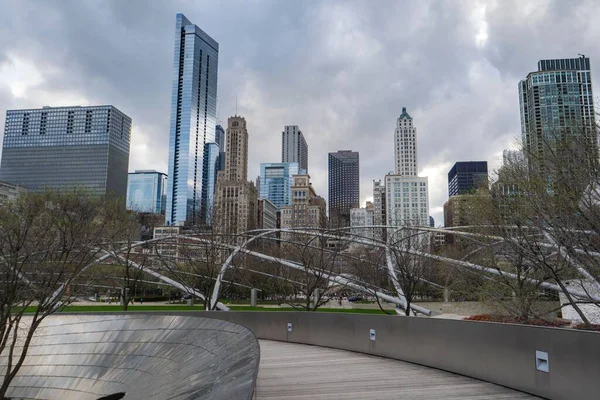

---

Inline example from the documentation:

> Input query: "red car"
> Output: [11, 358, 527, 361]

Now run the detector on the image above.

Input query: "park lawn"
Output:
[20, 305, 391, 315]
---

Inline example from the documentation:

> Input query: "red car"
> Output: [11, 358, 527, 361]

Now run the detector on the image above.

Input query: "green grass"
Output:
[20, 304, 391, 315]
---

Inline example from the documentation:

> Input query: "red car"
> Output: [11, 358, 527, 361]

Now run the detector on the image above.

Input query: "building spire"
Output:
[400, 107, 412, 120]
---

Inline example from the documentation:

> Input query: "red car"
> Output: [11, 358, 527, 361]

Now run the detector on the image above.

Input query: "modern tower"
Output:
[215, 124, 226, 171]
[0, 105, 131, 198]
[328, 150, 359, 228]
[447, 161, 488, 197]
[386, 107, 429, 238]
[259, 162, 300, 210]
[127, 170, 167, 214]
[165, 13, 219, 226]
[519, 56, 596, 166]
[394, 107, 417, 176]
[282, 125, 308, 173]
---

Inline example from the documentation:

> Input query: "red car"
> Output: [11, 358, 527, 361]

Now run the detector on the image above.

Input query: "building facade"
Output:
[280, 174, 326, 240]
[386, 107, 429, 241]
[200, 142, 220, 225]
[519, 57, 596, 166]
[328, 150, 359, 228]
[259, 162, 299, 210]
[372, 179, 386, 241]
[126, 170, 167, 214]
[258, 198, 277, 230]
[385, 175, 429, 230]
[215, 124, 226, 172]
[213, 116, 257, 236]
[166, 13, 219, 226]
[0, 105, 131, 198]
[0, 181, 27, 204]
[350, 202, 375, 240]
[282, 125, 308, 173]
[394, 107, 417, 176]
[448, 161, 488, 197]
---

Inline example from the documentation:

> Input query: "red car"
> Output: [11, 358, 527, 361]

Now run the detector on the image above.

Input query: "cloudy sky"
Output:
[1, 0, 599, 224]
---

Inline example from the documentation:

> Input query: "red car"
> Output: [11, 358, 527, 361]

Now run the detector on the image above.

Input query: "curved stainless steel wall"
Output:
[0, 315, 259, 400]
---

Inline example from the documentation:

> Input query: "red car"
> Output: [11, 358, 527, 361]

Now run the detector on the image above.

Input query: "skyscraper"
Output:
[215, 124, 226, 171]
[0, 105, 131, 198]
[385, 107, 429, 238]
[259, 162, 299, 210]
[127, 170, 167, 214]
[213, 116, 257, 236]
[519, 56, 596, 166]
[373, 179, 386, 240]
[447, 161, 488, 197]
[328, 150, 359, 228]
[282, 125, 308, 173]
[200, 142, 219, 225]
[394, 107, 417, 176]
[165, 13, 219, 226]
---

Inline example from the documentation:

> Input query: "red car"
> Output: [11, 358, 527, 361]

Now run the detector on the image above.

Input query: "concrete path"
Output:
[256, 340, 539, 399]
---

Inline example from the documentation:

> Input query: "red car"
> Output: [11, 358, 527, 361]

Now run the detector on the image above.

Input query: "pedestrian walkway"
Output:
[255, 340, 539, 399]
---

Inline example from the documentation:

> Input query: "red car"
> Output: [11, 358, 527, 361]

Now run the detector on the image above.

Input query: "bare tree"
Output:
[0, 190, 125, 398]
[387, 227, 435, 316]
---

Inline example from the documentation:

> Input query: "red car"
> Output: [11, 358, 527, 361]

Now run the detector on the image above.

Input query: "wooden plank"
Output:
[255, 340, 539, 399]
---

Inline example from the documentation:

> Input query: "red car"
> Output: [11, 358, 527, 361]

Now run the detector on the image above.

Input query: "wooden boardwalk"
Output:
[255, 340, 539, 399]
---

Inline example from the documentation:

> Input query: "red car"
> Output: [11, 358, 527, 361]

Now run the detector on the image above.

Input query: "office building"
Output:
[215, 124, 226, 171]
[200, 142, 220, 225]
[448, 161, 488, 197]
[258, 198, 277, 230]
[429, 216, 435, 227]
[126, 170, 167, 214]
[0, 105, 131, 198]
[213, 116, 257, 236]
[519, 57, 596, 166]
[259, 162, 299, 210]
[282, 125, 308, 173]
[328, 150, 359, 228]
[280, 174, 326, 241]
[502, 149, 525, 167]
[373, 179, 386, 241]
[395, 107, 417, 176]
[166, 14, 219, 226]
[350, 202, 375, 240]
[0, 181, 27, 204]
[386, 107, 430, 240]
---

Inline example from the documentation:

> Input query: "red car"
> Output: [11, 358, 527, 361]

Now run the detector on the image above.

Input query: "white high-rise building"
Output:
[350, 202, 375, 240]
[394, 107, 417, 176]
[282, 125, 308, 173]
[386, 107, 429, 242]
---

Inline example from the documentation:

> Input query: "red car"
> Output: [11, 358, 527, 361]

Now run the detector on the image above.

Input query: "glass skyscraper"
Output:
[328, 150, 360, 227]
[0, 105, 131, 198]
[200, 142, 219, 225]
[519, 57, 596, 163]
[126, 170, 167, 214]
[215, 124, 226, 172]
[259, 162, 299, 210]
[165, 13, 219, 226]
[447, 161, 488, 197]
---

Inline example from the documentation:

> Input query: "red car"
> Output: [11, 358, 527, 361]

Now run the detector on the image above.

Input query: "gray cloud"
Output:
[1, 0, 599, 224]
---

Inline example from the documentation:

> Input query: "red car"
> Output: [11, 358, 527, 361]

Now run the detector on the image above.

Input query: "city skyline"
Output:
[1, 1, 599, 224]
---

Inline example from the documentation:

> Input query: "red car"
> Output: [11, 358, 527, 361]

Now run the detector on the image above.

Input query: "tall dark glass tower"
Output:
[447, 161, 488, 196]
[166, 14, 219, 226]
[328, 150, 359, 228]
[215, 124, 225, 172]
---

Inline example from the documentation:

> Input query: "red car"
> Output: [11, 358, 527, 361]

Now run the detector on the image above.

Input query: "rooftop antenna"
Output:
[235, 93, 238, 116]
